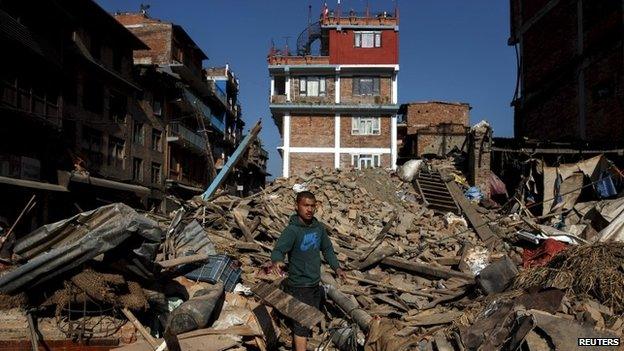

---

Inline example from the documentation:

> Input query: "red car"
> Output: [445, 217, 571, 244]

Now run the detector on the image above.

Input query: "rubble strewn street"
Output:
[1, 153, 624, 350]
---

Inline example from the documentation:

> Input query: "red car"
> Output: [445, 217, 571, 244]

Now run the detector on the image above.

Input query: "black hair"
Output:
[296, 191, 316, 203]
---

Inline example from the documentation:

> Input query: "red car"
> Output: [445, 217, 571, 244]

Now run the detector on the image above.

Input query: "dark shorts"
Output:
[282, 283, 321, 337]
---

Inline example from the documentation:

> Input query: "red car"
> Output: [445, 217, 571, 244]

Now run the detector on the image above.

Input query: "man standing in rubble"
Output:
[270, 190, 346, 351]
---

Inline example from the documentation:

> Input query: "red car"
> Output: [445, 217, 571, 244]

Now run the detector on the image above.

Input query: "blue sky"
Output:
[98, 0, 516, 179]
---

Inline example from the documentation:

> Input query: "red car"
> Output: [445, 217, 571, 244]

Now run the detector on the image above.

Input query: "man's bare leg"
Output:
[294, 335, 307, 351]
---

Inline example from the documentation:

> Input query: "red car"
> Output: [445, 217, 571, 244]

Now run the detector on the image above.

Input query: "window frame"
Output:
[107, 137, 125, 168]
[133, 121, 145, 145]
[352, 77, 380, 96]
[151, 129, 163, 152]
[132, 157, 143, 181]
[351, 117, 381, 135]
[299, 76, 326, 97]
[354, 31, 382, 48]
[351, 154, 381, 169]
[151, 162, 162, 184]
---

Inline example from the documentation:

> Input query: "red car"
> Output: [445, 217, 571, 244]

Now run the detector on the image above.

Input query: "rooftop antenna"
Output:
[337, 0, 341, 18]
[366, 0, 370, 18]
[308, 4, 312, 49]
[283, 36, 291, 56]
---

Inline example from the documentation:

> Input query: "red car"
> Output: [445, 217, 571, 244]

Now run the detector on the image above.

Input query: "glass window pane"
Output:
[307, 78, 319, 96]
[362, 33, 374, 48]
[355, 33, 361, 47]
[374, 32, 381, 47]
[300, 77, 306, 93]
[319, 78, 326, 94]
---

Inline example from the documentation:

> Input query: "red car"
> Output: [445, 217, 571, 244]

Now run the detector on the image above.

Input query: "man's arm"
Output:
[271, 227, 295, 263]
[320, 227, 341, 271]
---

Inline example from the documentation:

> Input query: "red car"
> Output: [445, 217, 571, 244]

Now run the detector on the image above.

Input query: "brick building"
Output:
[509, 0, 624, 145]
[397, 101, 470, 161]
[269, 6, 400, 177]
[2, 0, 169, 213]
[115, 12, 245, 202]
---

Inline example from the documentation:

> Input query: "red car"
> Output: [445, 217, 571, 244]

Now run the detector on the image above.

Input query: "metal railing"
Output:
[169, 123, 205, 151]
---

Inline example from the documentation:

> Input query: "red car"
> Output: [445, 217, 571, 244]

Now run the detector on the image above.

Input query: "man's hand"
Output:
[335, 268, 347, 282]
[270, 261, 286, 276]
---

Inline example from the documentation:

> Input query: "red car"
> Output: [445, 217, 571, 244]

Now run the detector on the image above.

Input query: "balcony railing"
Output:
[168, 123, 205, 151]
[168, 169, 205, 189]
[268, 55, 330, 66]
[2, 81, 61, 126]
[270, 95, 288, 104]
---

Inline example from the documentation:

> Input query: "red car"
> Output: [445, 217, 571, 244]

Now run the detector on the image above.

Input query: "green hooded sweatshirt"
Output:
[270, 214, 340, 287]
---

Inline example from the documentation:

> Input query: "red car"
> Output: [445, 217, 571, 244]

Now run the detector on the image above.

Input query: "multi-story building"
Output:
[269, 6, 400, 177]
[397, 101, 470, 161]
[0, 1, 71, 232]
[203, 65, 245, 170]
[1, 0, 168, 227]
[509, 0, 624, 146]
[115, 12, 232, 202]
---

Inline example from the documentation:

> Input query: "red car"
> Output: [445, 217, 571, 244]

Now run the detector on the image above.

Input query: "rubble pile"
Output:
[0, 160, 624, 350]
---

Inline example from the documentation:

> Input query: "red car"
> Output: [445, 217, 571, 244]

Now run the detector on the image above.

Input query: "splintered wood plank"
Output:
[252, 282, 324, 328]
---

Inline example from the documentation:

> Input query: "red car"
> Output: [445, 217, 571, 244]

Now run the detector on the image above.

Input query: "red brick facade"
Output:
[340, 115, 391, 148]
[510, 0, 624, 144]
[328, 29, 399, 65]
[290, 115, 335, 147]
[290, 153, 334, 177]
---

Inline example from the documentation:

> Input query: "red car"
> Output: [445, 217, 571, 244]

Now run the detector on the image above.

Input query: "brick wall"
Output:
[340, 77, 392, 104]
[340, 115, 391, 148]
[115, 14, 173, 65]
[512, 0, 624, 144]
[290, 153, 334, 177]
[328, 29, 399, 64]
[403, 102, 470, 134]
[290, 115, 335, 147]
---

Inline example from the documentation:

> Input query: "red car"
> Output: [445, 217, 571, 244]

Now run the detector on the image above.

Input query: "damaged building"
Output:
[397, 101, 471, 162]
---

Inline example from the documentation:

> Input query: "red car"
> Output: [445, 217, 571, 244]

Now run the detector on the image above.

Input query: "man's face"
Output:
[296, 197, 316, 222]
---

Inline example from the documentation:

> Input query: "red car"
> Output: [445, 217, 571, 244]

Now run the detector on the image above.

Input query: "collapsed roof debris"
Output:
[0, 156, 623, 350]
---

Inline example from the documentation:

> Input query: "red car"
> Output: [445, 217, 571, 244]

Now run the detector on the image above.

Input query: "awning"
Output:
[59, 171, 150, 196]
[0, 175, 68, 192]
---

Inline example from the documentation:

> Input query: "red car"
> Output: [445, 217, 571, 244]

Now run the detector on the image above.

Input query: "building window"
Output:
[299, 77, 326, 97]
[353, 77, 380, 96]
[109, 92, 127, 122]
[107, 137, 125, 168]
[133, 121, 144, 145]
[355, 31, 381, 48]
[113, 48, 122, 72]
[83, 79, 103, 113]
[351, 154, 381, 169]
[81, 127, 103, 166]
[351, 117, 381, 135]
[153, 99, 163, 116]
[151, 162, 162, 184]
[151, 129, 162, 152]
[132, 157, 143, 181]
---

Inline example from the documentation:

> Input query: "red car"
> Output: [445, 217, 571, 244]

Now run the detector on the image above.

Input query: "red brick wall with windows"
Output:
[289, 153, 334, 177]
[290, 115, 335, 147]
[328, 29, 398, 64]
[340, 115, 391, 148]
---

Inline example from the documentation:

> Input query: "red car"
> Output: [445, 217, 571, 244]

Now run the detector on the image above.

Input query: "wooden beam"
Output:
[158, 253, 209, 269]
[381, 257, 474, 281]
[445, 180, 500, 247]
